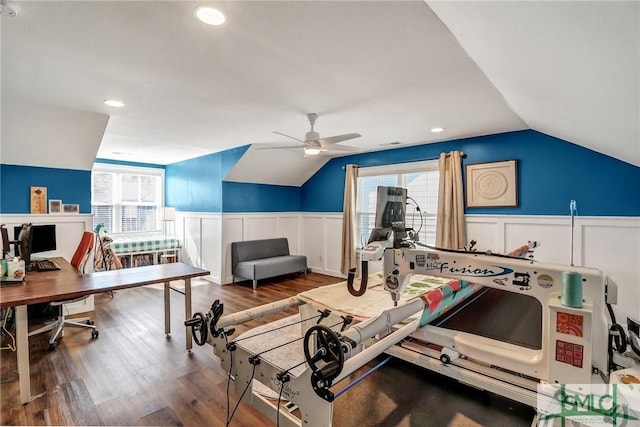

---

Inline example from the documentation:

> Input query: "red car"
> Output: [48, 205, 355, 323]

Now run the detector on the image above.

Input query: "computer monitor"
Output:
[372, 186, 407, 247]
[374, 186, 407, 230]
[31, 224, 57, 254]
[13, 224, 57, 270]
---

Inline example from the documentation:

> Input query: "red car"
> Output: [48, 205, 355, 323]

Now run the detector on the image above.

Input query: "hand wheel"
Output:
[303, 324, 344, 384]
[184, 312, 208, 346]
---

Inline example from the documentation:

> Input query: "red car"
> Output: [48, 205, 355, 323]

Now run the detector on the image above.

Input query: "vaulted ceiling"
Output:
[2, 1, 637, 185]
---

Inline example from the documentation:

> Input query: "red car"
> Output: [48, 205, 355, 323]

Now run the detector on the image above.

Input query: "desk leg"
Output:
[16, 305, 31, 404]
[185, 278, 192, 351]
[164, 281, 171, 337]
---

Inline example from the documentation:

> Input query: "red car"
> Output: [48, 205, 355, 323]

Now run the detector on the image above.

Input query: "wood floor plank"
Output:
[138, 406, 183, 426]
[1, 273, 337, 426]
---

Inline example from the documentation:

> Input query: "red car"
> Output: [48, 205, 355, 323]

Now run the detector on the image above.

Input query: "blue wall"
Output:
[2, 130, 637, 217]
[165, 145, 250, 212]
[0, 165, 91, 214]
[222, 182, 301, 213]
[301, 130, 640, 216]
[165, 144, 302, 213]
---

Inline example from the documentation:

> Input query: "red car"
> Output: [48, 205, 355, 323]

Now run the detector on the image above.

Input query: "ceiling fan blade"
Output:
[253, 145, 304, 151]
[273, 131, 306, 143]
[317, 133, 362, 147]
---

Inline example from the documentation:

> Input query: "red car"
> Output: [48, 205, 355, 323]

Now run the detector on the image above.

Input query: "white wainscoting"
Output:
[175, 212, 302, 285]
[0, 214, 94, 260]
[301, 214, 344, 278]
[175, 212, 640, 324]
[0, 214, 96, 314]
[466, 215, 640, 325]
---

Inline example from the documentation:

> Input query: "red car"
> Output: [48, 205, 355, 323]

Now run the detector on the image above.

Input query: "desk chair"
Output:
[28, 231, 99, 350]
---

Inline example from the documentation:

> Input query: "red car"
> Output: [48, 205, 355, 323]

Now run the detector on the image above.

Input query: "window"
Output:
[356, 160, 439, 247]
[91, 164, 164, 233]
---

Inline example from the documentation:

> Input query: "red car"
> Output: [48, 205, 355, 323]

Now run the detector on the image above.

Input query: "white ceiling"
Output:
[1, 1, 638, 184]
[428, 1, 639, 169]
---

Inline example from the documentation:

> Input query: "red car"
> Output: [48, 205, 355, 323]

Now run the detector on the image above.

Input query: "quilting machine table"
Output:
[0, 257, 210, 404]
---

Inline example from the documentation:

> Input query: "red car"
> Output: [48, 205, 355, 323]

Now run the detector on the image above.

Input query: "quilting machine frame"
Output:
[193, 294, 427, 427]
[187, 246, 613, 427]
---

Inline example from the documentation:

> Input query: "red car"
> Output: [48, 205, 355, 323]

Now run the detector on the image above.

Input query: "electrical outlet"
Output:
[319, 255, 323, 263]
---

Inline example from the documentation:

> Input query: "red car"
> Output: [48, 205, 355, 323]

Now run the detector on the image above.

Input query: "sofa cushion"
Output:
[235, 255, 307, 281]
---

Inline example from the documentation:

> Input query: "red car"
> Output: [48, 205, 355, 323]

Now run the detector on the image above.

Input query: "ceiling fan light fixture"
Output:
[195, 7, 226, 26]
[304, 147, 321, 156]
[430, 127, 444, 133]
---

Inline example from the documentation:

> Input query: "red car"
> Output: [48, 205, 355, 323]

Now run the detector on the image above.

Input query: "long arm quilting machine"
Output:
[187, 185, 616, 426]
[187, 246, 613, 426]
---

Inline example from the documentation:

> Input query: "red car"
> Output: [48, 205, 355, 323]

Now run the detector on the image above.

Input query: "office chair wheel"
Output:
[91, 330, 99, 338]
[49, 342, 57, 351]
[86, 319, 94, 325]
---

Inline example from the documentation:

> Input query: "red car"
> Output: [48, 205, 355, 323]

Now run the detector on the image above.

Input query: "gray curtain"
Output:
[340, 164, 358, 274]
[436, 151, 466, 249]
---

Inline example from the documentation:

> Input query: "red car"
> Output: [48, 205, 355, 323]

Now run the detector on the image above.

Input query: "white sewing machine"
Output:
[363, 244, 610, 402]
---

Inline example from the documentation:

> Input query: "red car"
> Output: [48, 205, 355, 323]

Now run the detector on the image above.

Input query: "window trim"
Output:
[91, 163, 165, 234]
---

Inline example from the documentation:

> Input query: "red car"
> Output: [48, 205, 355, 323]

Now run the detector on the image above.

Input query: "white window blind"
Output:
[91, 165, 164, 233]
[356, 161, 439, 247]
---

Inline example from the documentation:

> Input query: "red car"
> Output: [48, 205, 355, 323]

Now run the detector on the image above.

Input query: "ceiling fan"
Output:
[258, 113, 361, 156]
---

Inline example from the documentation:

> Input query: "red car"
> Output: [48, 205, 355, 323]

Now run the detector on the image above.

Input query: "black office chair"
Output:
[28, 231, 99, 350]
[628, 318, 640, 358]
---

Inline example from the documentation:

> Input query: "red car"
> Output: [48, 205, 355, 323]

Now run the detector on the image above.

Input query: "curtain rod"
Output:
[342, 151, 465, 170]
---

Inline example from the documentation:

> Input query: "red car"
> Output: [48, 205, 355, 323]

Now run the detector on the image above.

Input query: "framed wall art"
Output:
[466, 160, 518, 208]
[49, 199, 62, 214]
[30, 186, 47, 214]
[62, 204, 80, 214]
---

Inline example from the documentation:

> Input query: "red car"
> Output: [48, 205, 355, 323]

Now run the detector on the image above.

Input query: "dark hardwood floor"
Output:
[1, 272, 534, 426]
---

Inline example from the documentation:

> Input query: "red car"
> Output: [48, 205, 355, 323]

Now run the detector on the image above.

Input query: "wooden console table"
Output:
[0, 257, 210, 404]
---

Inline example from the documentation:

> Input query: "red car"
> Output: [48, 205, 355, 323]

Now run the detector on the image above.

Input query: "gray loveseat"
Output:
[231, 238, 308, 289]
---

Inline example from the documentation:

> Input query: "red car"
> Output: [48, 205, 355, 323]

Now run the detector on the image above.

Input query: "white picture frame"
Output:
[466, 160, 518, 208]
[49, 199, 62, 214]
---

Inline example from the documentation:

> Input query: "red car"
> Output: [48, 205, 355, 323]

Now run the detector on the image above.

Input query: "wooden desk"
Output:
[0, 257, 210, 404]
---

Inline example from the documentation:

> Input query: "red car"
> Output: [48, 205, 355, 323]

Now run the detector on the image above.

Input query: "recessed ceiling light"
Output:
[430, 127, 444, 133]
[104, 99, 125, 107]
[195, 6, 225, 26]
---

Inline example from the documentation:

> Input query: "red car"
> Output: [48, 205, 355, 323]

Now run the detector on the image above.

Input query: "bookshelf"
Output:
[117, 248, 180, 269]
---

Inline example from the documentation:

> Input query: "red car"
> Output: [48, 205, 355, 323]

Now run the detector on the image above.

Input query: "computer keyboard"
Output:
[34, 259, 61, 271]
